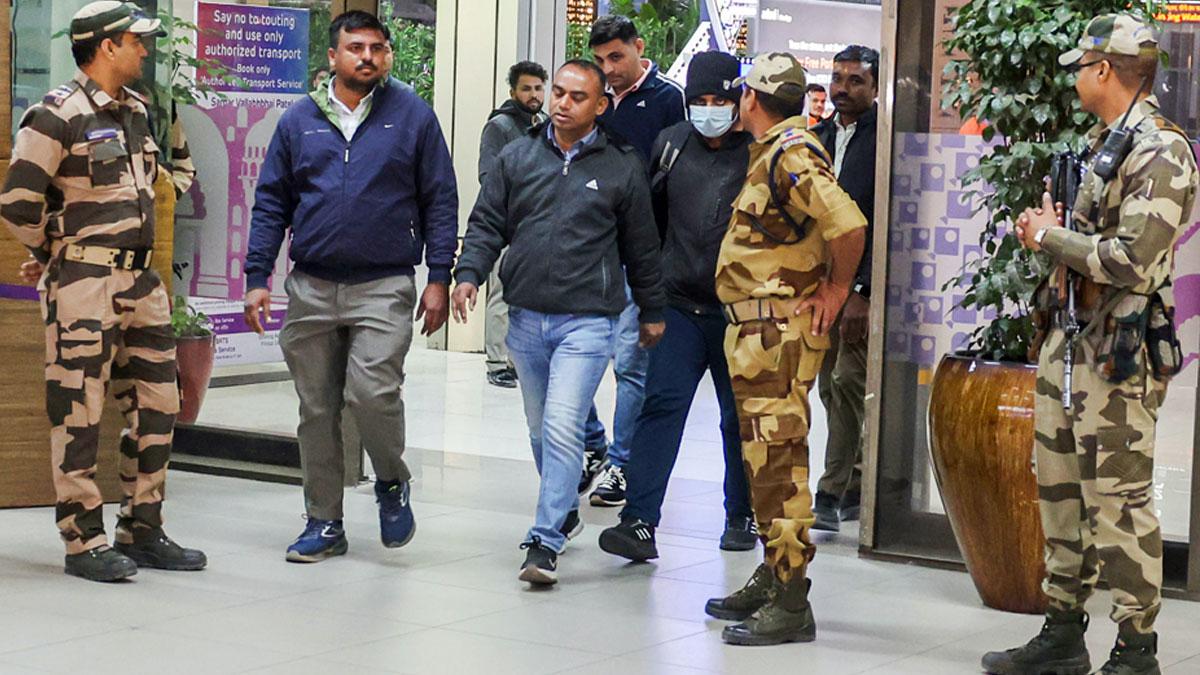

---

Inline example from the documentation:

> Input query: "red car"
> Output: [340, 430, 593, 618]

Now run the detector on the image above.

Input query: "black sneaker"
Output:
[812, 491, 840, 532]
[840, 490, 861, 522]
[487, 368, 518, 388]
[115, 531, 207, 571]
[518, 537, 558, 585]
[64, 545, 138, 582]
[560, 510, 584, 542]
[598, 517, 658, 561]
[720, 516, 759, 551]
[578, 446, 607, 493]
[589, 465, 627, 507]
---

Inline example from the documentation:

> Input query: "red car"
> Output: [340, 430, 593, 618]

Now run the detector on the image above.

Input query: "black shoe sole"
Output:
[518, 564, 558, 585]
[719, 533, 758, 552]
[589, 494, 626, 507]
[285, 538, 349, 563]
[598, 528, 657, 562]
[811, 516, 840, 533]
[382, 520, 417, 549]
[64, 563, 137, 582]
[704, 601, 757, 621]
[114, 545, 207, 571]
[721, 624, 816, 646]
[979, 654, 1091, 675]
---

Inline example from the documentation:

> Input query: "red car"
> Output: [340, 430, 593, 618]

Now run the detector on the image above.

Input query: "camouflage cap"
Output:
[733, 52, 807, 105]
[1058, 14, 1158, 67]
[70, 1, 164, 44]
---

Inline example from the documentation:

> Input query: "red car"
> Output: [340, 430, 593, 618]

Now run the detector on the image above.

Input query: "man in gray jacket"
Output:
[477, 61, 547, 388]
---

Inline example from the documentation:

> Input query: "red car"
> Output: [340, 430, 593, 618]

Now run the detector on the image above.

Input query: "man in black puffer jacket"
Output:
[452, 60, 666, 587]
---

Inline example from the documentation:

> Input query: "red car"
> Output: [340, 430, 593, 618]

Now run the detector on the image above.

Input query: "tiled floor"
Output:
[2, 347, 1199, 674]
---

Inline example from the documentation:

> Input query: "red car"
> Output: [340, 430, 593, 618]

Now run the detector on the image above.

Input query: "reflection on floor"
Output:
[2, 347, 1199, 674]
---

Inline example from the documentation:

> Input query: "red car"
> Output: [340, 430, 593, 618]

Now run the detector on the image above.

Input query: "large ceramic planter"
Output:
[928, 353, 1047, 614]
[176, 333, 215, 425]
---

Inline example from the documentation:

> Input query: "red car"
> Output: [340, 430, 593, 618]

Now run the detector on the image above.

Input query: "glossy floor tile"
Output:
[2, 348, 1198, 674]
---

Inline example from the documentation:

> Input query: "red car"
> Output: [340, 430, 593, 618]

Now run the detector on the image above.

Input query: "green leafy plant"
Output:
[171, 295, 213, 338]
[567, 0, 700, 71]
[387, 18, 436, 104]
[939, 0, 1163, 361]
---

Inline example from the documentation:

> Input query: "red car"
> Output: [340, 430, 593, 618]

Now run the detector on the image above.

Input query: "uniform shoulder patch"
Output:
[775, 128, 832, 169]
[42, 81, 81, 108]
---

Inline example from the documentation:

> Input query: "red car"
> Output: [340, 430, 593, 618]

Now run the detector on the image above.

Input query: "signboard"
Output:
[750, 0, 881, 88]
[189, 297, 287, 366]
[195, 3, 309, 95]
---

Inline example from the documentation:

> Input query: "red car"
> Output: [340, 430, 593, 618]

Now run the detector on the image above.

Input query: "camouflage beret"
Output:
[734, 52, 807, 105]
[1059, 13, 1158, 67]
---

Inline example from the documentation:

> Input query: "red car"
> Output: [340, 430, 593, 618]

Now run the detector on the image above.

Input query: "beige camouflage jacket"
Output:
[2, 71, 159, 263]
[715, 115, 866, 305]
[1041, 96, 1198, 300]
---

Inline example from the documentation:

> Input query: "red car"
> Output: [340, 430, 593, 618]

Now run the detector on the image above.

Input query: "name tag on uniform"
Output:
[85, 128, 120, 141]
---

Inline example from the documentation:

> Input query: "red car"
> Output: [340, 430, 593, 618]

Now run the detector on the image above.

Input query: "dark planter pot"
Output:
[928, 353, 1047, 614]
[176, 333, 215, 425]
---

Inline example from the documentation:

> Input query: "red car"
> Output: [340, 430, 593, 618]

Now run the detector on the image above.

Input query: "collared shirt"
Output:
[547, 123, 599, 163]
[1, 70, 159, 260]
[328, 76, 374, 141]
[611, 59, 653, 109]
[833, 115, 857, 179]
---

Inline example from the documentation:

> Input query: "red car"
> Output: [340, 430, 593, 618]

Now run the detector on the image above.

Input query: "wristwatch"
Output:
[1033, 227, 1049, 246]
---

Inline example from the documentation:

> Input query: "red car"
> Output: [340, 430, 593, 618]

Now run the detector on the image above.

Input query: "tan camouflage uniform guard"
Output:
[0, 9, 179, 556]
[715, 53, 867, 586]
[1036, 13, 1199, 639]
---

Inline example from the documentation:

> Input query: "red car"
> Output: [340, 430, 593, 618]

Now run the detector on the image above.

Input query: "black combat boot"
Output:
[721, 574, 816, 646]
[1095, 631, 1160, 675]
[115, 529, 207, 571]
[980, 609, 1091, 675]
[64, 545, 138, 582]
[704, 563, 773, 620]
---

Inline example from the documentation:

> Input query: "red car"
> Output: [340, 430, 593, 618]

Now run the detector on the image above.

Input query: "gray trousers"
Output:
[280, 271, 415, 520]
[816, 322, 867, 498]
[485, 264, 511, 373]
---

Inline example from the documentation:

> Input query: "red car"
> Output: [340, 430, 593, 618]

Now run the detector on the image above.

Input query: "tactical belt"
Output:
[722, 297, 806, 325]
[60, 243, 153, 271]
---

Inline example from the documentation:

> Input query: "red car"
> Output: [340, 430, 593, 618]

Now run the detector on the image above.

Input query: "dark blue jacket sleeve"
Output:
[245, 117, 297, 290]
[454, 148, 511, 288]
[415, 108, 459, 285]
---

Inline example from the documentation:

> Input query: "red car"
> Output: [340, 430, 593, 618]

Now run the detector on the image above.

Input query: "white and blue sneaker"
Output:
[376, 480, 416, 548]
[285, 518, 348, 563]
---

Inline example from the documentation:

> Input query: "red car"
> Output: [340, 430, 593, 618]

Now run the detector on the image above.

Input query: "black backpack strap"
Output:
[650, 124, 693, 192]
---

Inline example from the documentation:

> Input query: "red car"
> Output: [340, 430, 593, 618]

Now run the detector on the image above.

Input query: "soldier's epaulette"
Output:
[42, 81, 81, 107]
[1150, 115, 1191, 145]
[776, 127, 832, 169]
[123, 86, 149, 105]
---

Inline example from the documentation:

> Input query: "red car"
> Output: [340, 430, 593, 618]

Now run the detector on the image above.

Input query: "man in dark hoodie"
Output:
[477, 61, 548, 389]
[243, 11, 457, 563]
[808, 45, 879, 534]
[452, 60, 665, 586]
[598, 51, 757, 562]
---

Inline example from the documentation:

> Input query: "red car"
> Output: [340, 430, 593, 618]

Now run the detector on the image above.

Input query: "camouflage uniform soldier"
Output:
[0, 1, 207, 582]
[705, 53, 866, 646]
[984, 15, 1199, 675]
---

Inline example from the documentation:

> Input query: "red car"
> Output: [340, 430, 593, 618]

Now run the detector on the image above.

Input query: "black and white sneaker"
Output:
[559, 509, 584, 542]
[598, 517, 658, 561]
[518, 537, 558, 585]
[589, 465, 627, 507]
[578, 446, 607, 493]
[719, 516, 759, 552]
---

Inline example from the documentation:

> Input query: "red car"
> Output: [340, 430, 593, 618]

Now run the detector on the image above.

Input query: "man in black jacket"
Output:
[451, 60, 666, 586]
[809, 45, 879, 533]
[478, 61, 548, 389]
[598, 51, 757, 562]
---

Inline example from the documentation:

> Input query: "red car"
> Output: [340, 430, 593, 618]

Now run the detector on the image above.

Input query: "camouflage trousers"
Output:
[725, 312, 829, 583]
[1035, 327, 1167, 635]
[40, 261, 179, 554]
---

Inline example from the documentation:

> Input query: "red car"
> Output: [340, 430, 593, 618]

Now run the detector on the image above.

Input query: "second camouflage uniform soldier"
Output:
[0, 1, 207, 582]
[984, 14, 1199, 675]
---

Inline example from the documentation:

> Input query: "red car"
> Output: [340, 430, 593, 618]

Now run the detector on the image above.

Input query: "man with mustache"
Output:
[244, 10, 458, 563]
[478, 61, 548, 389]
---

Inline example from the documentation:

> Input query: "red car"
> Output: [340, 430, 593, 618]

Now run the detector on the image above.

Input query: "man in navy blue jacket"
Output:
[243, 11, 457, 563]
[580, 15, 686, 509]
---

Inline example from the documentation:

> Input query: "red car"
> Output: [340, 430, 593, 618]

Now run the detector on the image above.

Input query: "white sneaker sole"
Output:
[518, 564, 558, 585]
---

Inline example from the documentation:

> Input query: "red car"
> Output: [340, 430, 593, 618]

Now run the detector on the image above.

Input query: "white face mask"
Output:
[689, 104, 736, 138]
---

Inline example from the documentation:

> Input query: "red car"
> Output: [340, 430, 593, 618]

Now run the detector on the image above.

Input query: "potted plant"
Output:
[928, 0, 1163, 613]
[172, 295, 216, 425]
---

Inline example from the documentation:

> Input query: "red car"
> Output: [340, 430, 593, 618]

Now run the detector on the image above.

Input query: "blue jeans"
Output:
[507, 307, 616, 552]
[584, 292, 648, 468]
[621, 306, 751, 526]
